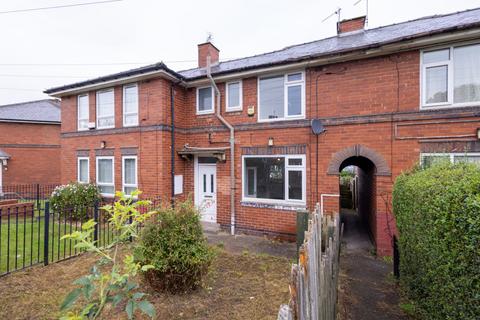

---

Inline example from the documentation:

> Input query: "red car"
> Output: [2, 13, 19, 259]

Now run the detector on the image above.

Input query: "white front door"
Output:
[197, 164, 217, 223]
[0, 163, 2, 194]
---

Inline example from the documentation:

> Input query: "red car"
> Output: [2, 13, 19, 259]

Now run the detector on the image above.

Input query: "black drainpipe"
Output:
[170, 83, 175, 206]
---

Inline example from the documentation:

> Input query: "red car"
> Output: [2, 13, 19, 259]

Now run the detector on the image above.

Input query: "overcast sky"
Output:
[0, 0, 479, 105]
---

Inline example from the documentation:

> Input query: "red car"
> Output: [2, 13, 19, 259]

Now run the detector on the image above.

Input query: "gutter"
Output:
[206, 56, 236, 235]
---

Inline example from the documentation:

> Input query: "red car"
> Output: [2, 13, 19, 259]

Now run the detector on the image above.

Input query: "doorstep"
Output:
[201, 221, 221, 234]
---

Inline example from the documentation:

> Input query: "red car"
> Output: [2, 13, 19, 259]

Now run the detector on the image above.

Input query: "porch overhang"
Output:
[177, 145, 228, 162]
[0, 149, 10, 165]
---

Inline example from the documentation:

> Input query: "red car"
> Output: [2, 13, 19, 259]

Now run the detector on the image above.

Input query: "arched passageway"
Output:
[328, 144, 392, 253]
[339, 156, 376, 249]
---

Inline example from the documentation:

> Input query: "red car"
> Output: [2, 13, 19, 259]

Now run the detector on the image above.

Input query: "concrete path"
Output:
[338, 209, 408, 320]
[205, 231, 297, 259]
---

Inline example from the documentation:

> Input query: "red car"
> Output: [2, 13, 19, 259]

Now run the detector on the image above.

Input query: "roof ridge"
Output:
[0, 98, 59, 108]
[178, 6, 480, 74]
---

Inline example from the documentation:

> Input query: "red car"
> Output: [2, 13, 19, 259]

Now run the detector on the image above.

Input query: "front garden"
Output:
[0, 184, 292, 319]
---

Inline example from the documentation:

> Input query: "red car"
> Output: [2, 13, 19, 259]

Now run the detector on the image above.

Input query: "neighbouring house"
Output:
[0, 99, 61, 189]
[45, 8, 480, 255]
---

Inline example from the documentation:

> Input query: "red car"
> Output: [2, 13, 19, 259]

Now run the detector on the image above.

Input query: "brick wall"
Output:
[59, 48, 480, 255]
[0, 122, 60, 185]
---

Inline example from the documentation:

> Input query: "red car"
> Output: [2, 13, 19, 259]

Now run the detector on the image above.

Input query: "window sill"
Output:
[196, 110, 215, 116]
[257, 116, 305, 123]
[240, 201, 306, 211]
[420, 102, 480, 111]
[226, 107, 242, 113]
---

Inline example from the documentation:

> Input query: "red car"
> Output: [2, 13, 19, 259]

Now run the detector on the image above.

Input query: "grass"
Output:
[0, 246, 291, 320]
[0, 212, 116, 274]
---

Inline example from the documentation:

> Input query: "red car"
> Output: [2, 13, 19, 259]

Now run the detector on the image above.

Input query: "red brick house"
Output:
[46, 8, 480, 255]
[0, 99, 61, 189]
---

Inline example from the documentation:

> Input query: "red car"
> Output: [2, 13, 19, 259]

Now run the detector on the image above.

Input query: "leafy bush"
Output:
[135, 199, 215, 293]
[60, 190, 157, 320]
[393, 161, 480, 319]
[50, 182, 101, 219]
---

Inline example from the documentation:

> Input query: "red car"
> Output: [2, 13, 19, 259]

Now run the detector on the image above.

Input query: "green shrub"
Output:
[50, 182, 101, 220]
[134, 199, 215, 293]
[393, 161, 480, 319]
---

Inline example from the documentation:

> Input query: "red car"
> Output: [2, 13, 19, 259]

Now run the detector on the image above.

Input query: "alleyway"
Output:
[338, 209, 408, 320]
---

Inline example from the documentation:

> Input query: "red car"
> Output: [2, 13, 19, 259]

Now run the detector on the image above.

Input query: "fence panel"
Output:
[0, 192, 160, 277]
[278, 204, 342, 320]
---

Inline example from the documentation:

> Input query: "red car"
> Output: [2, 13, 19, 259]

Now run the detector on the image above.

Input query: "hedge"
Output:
[393, 161, 480, 319]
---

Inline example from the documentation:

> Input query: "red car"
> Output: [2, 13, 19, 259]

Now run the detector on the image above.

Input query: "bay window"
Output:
[122, 156, 137, 195]
[243, 155, 305, 204]
[258, 72, 305, 121]
[96, 89, 115, 129]
[96, 156, 114, 196]
[422, 43, 480, 108]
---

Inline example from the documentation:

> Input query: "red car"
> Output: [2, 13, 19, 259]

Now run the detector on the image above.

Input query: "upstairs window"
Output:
[77, 157, 89, 183]
[77, 94, 89, 131]
[422, 43, 480, 108]
[196, 86, 214, 114]
[258, 72, 305, 121]
[96, 89, 115, 129]
[96, 156, 114, 196]
[123, 84, 138, 127]
[226, 81, 242, 111]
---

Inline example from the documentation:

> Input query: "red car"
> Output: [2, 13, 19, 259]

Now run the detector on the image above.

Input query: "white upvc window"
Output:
[96, 89, 115, 129]
[242, 154, 306, 205]
[96, 156, 114, 196]
[421, 42, 480, 109]
[77, 157, 89, 184]
[122, 156, 137, 196]
[196, 86, 214, 115]
[77, 94, 89, 131]
[123, 83, 139, 127]
[258, 71, 305, 122]
[420, 152, 480, 168]
[226, 80, 243, 112]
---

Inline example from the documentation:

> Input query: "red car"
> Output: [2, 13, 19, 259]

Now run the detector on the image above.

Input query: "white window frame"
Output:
[241, 154, 306, 205]
[96, 88, 115, 129]
[77, 94, 89, 131]
[122, 155, 138, 196]
[420, 41, 480, 110]
[196, 86, 214, 115]
[420, 152, 480, 166]
[245, 166, 257, 197]
[225, 80, 243, 112]
[77, 157, 89, 184]
[122, 83, 139, 127]
[96, 156, 115, 197]
[257, 71, 306, 123]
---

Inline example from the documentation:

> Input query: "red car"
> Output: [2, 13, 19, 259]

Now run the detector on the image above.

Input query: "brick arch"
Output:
[327, 144, 391, 176]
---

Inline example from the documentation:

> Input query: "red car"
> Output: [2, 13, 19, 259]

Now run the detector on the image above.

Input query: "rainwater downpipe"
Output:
[206, 56, 236, 235]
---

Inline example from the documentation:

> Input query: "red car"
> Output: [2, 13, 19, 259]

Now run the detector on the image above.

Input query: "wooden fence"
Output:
[278, 205, 343, 320]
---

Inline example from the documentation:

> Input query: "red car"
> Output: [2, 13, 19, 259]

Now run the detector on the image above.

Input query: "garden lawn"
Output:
[0, 246, 291, 320]
[0, 216, 115, 274]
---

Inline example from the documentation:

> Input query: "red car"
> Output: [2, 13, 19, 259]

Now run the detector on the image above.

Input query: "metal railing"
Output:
[0, 197, 160, 277]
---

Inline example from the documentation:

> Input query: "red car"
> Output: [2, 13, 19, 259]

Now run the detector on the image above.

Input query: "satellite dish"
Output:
[311, 119, 326, 135]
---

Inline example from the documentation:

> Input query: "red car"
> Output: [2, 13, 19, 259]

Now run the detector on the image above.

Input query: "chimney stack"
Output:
[198, 42, 220, 68]
[337, 16, 366, 35]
